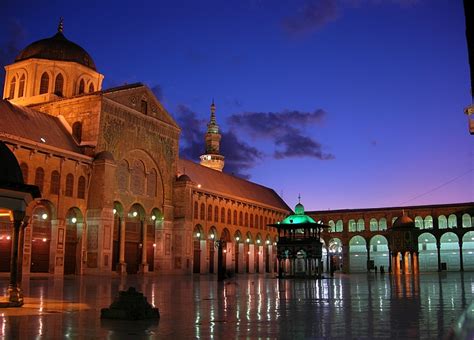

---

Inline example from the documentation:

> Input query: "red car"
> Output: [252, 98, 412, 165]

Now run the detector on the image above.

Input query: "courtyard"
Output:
[0, 272, 472, 339]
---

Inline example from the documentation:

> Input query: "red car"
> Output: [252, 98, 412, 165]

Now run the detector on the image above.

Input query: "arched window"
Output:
[207, 205, 212, 221]
[147, 169, 157, 197]
[245, 213, 249, 227]
[249, 213, 254, 228]
[348, 219, 356, 232]
[65, 173, 74, 197]
[35, 167, 45, 192]
[130, 160, 145, 195]
[214, 206, 219, 222]
[357, 219, 365, 231]
[50, 170, 60, 195]
[88, 83, 94, 93]
[414, 216, 423, 229]
[328, 220, 335, 233]
[448, 214, 457, 228]
[264, 217, 268, 228]
[54, 73, 64, 96]
[18, 75, 25, 98]
[438, 215, 448, 229]
[194, 202, 198, 219]
[221, 208, 226, 223]
[369, 218, 378, 231]
[78, 79, 85, 94]
[72, 122, 82, 143]
[255, 215, 259, 229]
[424, 216, 433, 229]
[77, 176, 86, 199]
[260, 216, 263, 229]
[462, 214, 472, 228]
[39, 72, 49, 94]
[9, 76, 16, 99]
[379, 218, 387, 231]
[239, 212, 243, 226]
[20, 162, 28, 183]
[227, 209, 232, 224]
[391, 217, 397, 226]
[233, 210, 237, 225]
[335, 220, 343, 232]
[200, 203, 205, 220]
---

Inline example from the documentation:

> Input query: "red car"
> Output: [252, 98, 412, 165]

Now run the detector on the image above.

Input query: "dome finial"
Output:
[58, 17, 64, 33]
[298, 193, 301, 203]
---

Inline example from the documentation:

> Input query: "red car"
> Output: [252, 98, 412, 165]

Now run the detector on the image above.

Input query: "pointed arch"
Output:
[65, 173, 74, 197]
[77, 176, 86, 199]
[34, 167, 45, 192]
[54, 73, 64, 96]
[18, 74, 25, 98]
[9, 76, 16, 99]
[78, 79, 85, 94]
[39, 72, 49, 94]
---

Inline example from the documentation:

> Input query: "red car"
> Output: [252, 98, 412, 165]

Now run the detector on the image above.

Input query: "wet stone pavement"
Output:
[0, 272, 473, 339]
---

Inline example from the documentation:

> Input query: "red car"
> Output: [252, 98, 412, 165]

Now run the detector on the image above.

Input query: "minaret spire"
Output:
[58, 17, 64, 33]
[200, 100, 225, 172]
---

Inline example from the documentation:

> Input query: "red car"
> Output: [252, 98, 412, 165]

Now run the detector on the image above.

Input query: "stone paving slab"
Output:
[0, 272, 472, 339]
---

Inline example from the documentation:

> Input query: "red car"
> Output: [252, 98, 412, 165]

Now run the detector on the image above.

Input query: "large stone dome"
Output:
[392, 215, 415, 229]
[15, 29, 96, 71]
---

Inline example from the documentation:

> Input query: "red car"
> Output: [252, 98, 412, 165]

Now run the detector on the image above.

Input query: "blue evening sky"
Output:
[1, 0, 472, 210]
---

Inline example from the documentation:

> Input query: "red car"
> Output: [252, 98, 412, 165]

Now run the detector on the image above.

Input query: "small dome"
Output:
[15, 31, 96, 71]
[177, 174, 191, 182]
[295, 203, 304, 215]
[392, 215, 415, 229]
[94, 151, 114, 161]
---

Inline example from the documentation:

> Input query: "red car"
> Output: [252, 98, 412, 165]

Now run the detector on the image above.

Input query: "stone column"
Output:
[117, 218, 127, 274]
[437, 239, 442, 272]
[459, 241, 464, 272]
[139, 221, 148, 273]
[404, 252, 410, 274]
[388, 248, 392, 274]
[8, 211, 25, 306]
[411, 252, 419, 274]
[366, 243, 371, 272]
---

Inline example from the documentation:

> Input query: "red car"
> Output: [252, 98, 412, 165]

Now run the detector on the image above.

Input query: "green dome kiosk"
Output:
[271, 201, 329, 278]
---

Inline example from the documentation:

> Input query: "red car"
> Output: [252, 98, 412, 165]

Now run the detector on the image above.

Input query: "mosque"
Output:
[0, 21, 473, 278]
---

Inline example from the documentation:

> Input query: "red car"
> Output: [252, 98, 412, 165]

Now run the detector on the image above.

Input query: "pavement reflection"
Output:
[0, 272, 472, 339]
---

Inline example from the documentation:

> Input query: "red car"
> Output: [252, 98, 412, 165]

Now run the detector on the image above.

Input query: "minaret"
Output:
[200, 100, 225, 171]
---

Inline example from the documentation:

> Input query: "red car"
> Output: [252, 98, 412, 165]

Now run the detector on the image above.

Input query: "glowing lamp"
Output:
[71, 217, 77, 224]
[196, 232, 201, 238]
[151, 215, 156, 221]
[210, 234, 215, 239]
[42, 238, 47, 242]
[41, 213, 48, 220]
[132, 211, 138, 217]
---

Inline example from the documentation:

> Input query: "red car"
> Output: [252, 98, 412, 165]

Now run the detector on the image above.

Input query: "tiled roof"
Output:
[0, 100, 81, 153]
[101, 82, 144, 94]
[178, 158, 291, 212]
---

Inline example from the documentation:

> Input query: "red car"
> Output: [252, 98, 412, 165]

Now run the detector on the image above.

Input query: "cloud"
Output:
[0, 19, 26, 85]
[282, 0, 422, 36]
[229, 109, 326, 137]
[221, 130, 263, 179]
[174, 104, 206, 161]
[282, 0, 339, 35]
[274, 131, 335, 159]
[228, 109, 334, 160]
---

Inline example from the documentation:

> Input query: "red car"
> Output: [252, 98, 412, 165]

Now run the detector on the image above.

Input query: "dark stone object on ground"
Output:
[100, 287, 160, 320]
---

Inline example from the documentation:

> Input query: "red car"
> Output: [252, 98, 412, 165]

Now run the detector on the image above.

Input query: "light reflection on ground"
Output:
[0, 272, 472, 339]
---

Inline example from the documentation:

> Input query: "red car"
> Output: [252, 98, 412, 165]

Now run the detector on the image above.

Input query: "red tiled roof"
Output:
[0, 100, 81, 153]
[178, 158, 291, 212]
